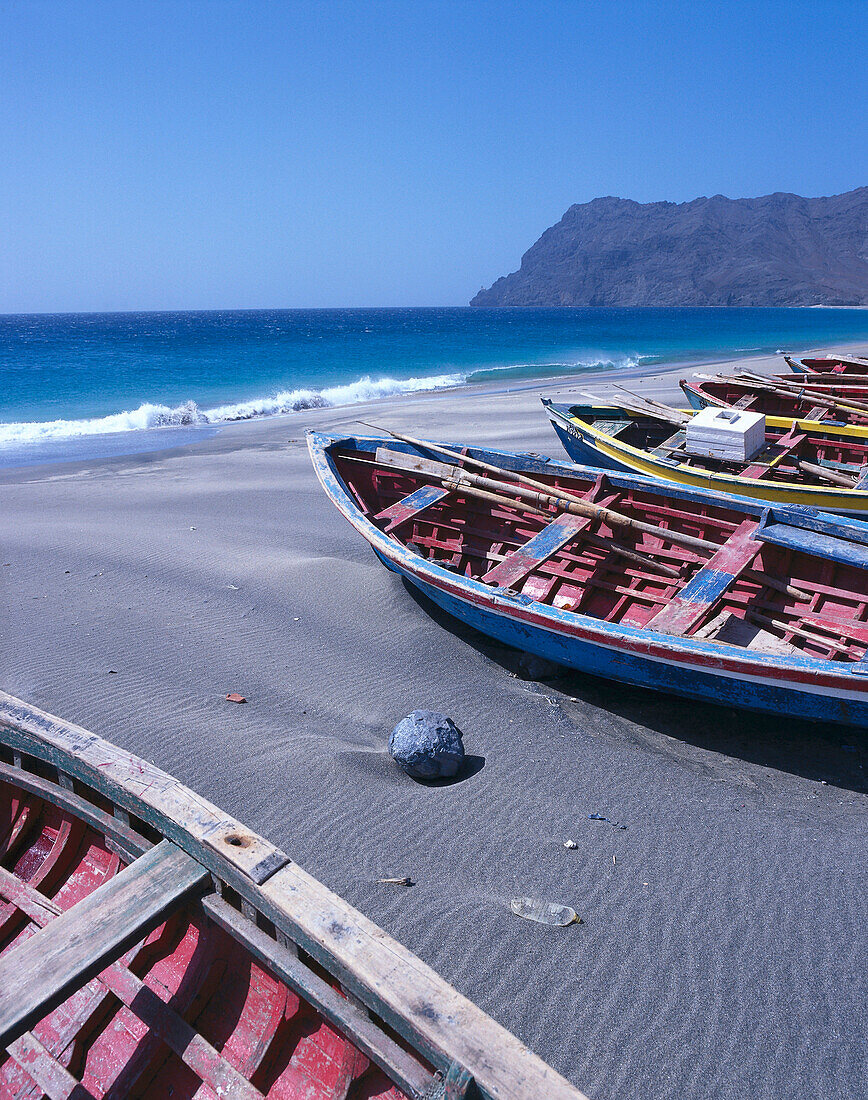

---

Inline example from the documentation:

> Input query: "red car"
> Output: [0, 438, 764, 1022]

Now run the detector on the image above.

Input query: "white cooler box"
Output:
[684, 407, 766, 462]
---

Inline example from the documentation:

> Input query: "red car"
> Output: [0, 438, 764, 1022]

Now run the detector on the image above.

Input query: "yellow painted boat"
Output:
[542, 398, 868, 513]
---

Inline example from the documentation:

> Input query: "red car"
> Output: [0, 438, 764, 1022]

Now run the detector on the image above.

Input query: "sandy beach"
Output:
[1, 345, 866, 1100]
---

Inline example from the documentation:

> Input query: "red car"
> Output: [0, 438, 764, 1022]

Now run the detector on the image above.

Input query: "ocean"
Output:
[2, 306, 868, 467]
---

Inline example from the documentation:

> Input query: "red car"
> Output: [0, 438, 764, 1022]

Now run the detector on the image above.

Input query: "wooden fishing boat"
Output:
[309, 429, 868, 727]
[0, 692, 583, 1100]
[784, 353, 868, 375]
[681, 374, 868, 428]
[543, 399, 868, 512]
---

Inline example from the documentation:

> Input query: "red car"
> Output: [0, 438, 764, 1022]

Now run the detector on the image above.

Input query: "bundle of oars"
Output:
[577, 386, 690, 426]
[357, 423, 811, 602]
[704, 370, 868, 419]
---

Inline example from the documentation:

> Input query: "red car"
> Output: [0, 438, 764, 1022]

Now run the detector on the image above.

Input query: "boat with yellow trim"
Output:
[542, 398, 868, 513]
[680, 375, 868, 428]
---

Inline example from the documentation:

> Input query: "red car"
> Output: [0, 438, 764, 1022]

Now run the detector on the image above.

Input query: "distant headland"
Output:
[471, 187, 868, 307]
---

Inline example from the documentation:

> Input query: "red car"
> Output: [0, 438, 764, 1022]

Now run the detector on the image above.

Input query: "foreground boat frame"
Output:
[0, 690, 583, 1100]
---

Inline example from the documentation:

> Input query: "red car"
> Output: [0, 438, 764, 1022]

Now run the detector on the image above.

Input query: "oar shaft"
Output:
[442, 478, 681, 579]
[796, 459, 857, 488]
[368, 424, 717, 552]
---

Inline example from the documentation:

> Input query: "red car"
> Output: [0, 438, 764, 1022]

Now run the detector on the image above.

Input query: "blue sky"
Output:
[1, 0, 865, 312]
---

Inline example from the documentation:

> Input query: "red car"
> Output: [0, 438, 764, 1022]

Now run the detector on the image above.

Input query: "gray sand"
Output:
[1, 348, 866, 1099]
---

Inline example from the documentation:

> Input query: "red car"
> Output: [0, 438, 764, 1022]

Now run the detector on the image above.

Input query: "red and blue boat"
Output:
[309, 430, 868, 727]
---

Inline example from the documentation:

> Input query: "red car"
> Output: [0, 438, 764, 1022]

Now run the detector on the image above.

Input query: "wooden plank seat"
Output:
[741, 430, 806, 479]
[646, 519, 760, 637]
[375, 484, 450, 531]
[855, 464, 868, 490]
[481, 484, 619, 589]
[0, 839, 210, 1048]
[482, 513, 593, 588]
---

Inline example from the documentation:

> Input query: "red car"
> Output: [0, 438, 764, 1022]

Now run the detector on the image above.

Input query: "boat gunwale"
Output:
[308, 431, 868, 695]
[543, 399, 868, 508]
[0, 691, 586, 1100]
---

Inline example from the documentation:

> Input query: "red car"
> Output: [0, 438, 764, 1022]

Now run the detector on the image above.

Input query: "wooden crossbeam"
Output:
[0, 856, 265, 1100]
[646, 520, 760, 637]
[0, 840, 209, 1048]
[375, 484, 450, 531]
[481, 487, 620, 589]
[6, 1031, 96, 1100]
[742, 431, 805, 479]
[649, 428, 685, 459]
[481, 514, 592, 588]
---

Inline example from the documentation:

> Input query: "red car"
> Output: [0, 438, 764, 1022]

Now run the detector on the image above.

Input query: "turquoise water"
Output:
[2, 306, 868, 466]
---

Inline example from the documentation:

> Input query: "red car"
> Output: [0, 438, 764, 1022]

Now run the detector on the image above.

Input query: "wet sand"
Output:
[1, 345, 866, 1099]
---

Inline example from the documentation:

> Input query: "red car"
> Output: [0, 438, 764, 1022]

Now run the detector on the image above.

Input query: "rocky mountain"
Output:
[471, 188, 868, 307]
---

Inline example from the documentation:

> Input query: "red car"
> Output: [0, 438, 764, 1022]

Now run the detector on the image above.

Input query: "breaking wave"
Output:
[0, 353, 655, 448]
[0, 372, 464, 446]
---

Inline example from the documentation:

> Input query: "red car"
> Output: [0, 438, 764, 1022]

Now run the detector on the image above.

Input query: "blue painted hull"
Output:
[394, 563, 868, 725]
[548, 421, 630, 472]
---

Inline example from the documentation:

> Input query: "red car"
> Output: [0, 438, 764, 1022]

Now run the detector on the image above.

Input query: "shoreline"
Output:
[2, 336, 868, 474]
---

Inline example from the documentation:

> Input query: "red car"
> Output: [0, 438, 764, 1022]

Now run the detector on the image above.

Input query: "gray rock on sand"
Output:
[388, 710, 465, 779]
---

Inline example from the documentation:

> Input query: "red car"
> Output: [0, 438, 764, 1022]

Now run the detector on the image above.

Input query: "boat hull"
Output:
[308, 433, 868, 728]
[0, 691, 584, 1100]
[379, 548, 868, 726]
[545, 404, 868, 513]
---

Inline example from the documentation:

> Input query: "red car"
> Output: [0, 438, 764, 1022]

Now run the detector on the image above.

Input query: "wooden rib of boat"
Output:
[309, 430, 868, 727]
[0, 692, 584, 1100]
[784, 353, 868, 375]
[680, 376, 868, 428]
[543, 399, 868, 512]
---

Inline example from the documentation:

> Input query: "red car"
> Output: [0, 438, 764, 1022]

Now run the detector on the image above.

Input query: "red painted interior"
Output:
[0, 783, 412, 1100]
[335, 446, 868, 661]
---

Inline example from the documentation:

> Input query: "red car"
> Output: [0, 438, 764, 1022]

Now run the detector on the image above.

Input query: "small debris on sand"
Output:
[511, 897, 580, 926]
[378, 876, 413, 886]
[564, 839, 578, 849]
[225, 693, 247, 703]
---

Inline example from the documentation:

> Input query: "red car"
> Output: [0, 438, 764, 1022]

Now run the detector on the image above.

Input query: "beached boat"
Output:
[681, 374, 868, 428]
[784, 353, 868, 375]
[0, 692, 582, 1100]
[309, 430, 868, 727]
[543, 399, 868, 512]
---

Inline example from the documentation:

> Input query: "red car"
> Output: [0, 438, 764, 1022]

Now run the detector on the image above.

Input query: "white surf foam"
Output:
[0, 372, 465, 447]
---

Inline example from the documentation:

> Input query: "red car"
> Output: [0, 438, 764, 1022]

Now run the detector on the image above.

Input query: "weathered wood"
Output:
[98, 963, 265, 1100]
[741, 431, 806, 479]
[0, 840, 209, 1048]
[375, 484, 451, 531]
[0, 693, 290, 887]
[5, 1030, 95, 1100]
[258, 861, 586, 1100]
[202, 894, 435, 1100]
[646, 520, 760, 636]
[482, 514, 592, 587]
[0, 693, 588, 1100]
[0, 759, 149, 864]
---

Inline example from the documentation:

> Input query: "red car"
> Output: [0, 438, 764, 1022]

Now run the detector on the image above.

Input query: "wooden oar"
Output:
[357, 425, 812, 601]
[610, 387, 691, 425]
[440, 478, 682, 579]
[732, 372, 868, 416]
[796, 460, 858, 488]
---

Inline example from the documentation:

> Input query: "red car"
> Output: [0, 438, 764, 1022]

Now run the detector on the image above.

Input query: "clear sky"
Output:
[1, 0, 865, 312]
